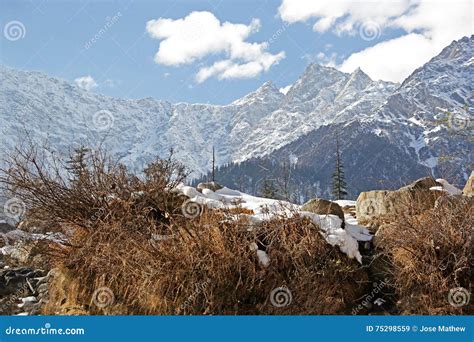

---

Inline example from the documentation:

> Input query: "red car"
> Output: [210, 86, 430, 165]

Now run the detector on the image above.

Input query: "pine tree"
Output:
[260, 178, 278, 199]
[66, 146, 90, 183]
[211, 146, 215, 182]
[331, 134, 348, 200]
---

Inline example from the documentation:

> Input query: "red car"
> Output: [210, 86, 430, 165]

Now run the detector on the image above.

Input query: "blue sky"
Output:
[0, 0, 471, 104]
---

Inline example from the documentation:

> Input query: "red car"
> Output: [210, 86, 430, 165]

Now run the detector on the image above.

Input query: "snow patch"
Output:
[179, 184, 371, 263]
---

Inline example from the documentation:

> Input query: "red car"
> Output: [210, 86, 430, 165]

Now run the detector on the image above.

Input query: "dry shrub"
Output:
[46, 213, 367, 315]
[1, 146, 368, 315]
[377, 195, 473, 314]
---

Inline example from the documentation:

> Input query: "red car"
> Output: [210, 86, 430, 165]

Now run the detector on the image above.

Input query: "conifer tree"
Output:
[331, 134, 348, 200]
[260, 178, 278, 199]
[66, 146, 90, 183]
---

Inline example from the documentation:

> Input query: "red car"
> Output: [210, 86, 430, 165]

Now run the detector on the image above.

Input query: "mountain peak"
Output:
[231, 80, 283, 106]
[257, 80, 278, 92]
[351, 67, 369, 78]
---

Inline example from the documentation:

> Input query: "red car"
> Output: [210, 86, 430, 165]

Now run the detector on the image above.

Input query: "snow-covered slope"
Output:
[1, 36, 471, 186]
[0, 61, 394, 176]
[366, 35, 473, 177]
[199, 36, 473, 199]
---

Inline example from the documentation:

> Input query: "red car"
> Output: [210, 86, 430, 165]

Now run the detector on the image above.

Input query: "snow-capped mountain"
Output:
[1, 57, 394, 177]
[1, 36, 472, 193]
[199, 36, 473, 199]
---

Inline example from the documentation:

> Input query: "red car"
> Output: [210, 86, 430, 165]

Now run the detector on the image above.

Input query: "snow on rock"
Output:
[300, 212, 364, 263]
[334, 200, 356, 208]
[344, 215, 373, 242]
[18, 296, 37, 308]
[179, 185, 371, 263]
[435, 178, 463, 195]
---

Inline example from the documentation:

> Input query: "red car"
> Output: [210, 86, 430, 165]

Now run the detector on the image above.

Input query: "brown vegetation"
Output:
[375, 195, 473, 314]
[1, 146, 368, 315]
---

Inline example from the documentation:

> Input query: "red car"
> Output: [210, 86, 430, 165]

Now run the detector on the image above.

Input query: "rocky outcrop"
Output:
[0, 267, 50, 315]
[301, 198, 345, 226]
[463, 171, 474, 197]
[356, 183, 443, 226]
[196, 182, 223, 193]
[399, 177, 440, 191]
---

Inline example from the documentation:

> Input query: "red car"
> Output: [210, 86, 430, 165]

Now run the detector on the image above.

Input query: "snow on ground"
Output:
[334, 200, 356, 208]
[178, 185, 372, 264]
[0, 229, 67, 258]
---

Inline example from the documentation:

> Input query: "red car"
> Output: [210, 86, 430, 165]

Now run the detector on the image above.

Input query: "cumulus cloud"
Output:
[278, 0, 472, 82]
[146, 11, 285, 82]
[74, 75, 97, 91]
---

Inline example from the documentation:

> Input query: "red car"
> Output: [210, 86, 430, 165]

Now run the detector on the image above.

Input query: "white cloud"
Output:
[146, 11, 285, 82]
[279, 0, 411, 34]
[278, 0, 473, 82]
[316, 51, 338, 67]
[339, 33, 438, 82]
[74, 75, 97, 91]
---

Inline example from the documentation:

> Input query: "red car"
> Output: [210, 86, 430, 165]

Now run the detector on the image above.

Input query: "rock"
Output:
[436, 178, 463, 196]
[196, 182, 223, 193]
[463, 171, 474, 197]
[372, 223, 395, 248]
[399, 177, 440, 191]
[301, 198, 345, 226]
[356, 188, 442, 225]
[0, 222, 14, 234]
[17, 219, 60, 234]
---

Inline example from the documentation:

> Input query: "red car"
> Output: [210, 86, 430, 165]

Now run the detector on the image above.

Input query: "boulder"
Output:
[399, 177, 440, 191]
[356, 188, 442, 225]
[301, 198, 345, 226]
[0, 222, 14, 234]
[196, 182, 223, 193]
[463, 171, 474, 197]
